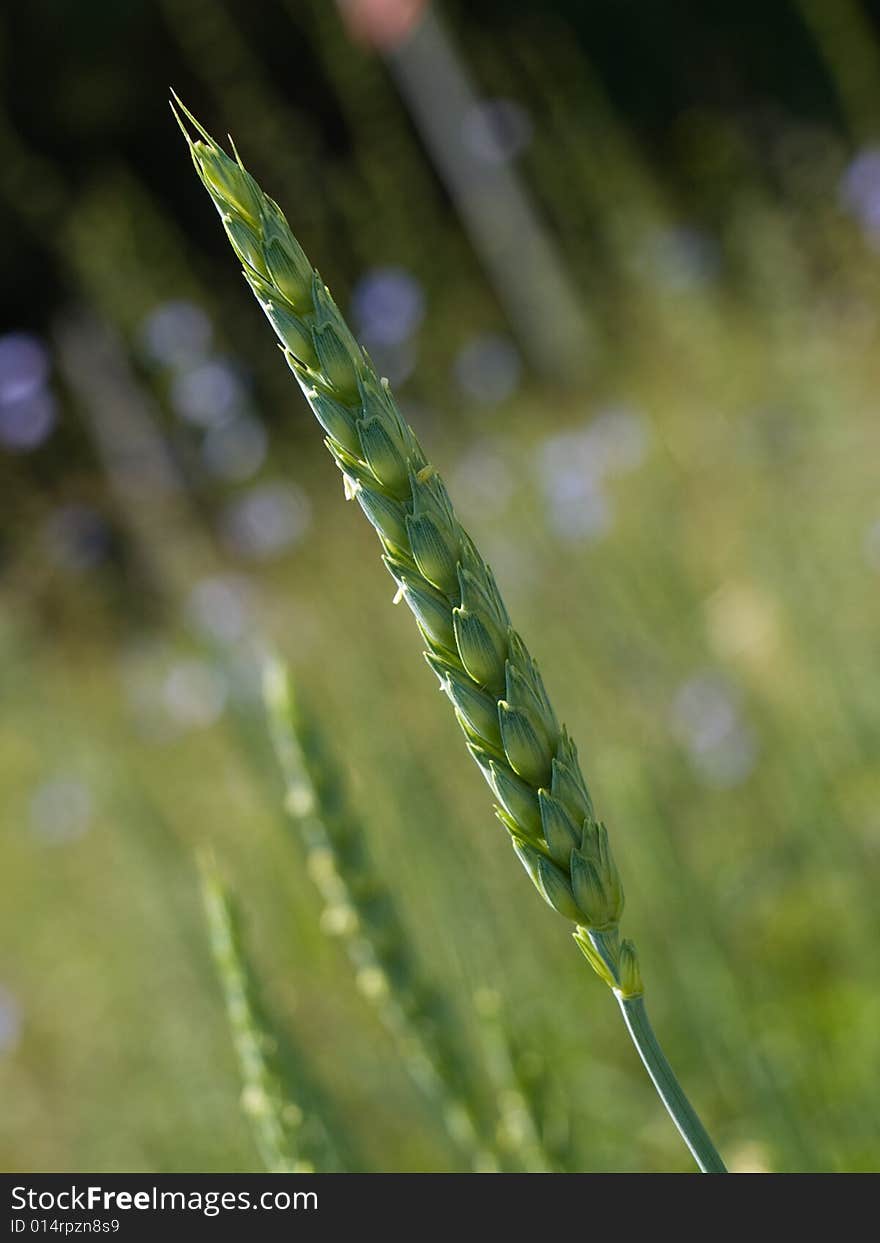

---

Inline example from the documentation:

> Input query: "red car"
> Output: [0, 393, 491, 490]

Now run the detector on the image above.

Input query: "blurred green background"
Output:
[2, 0, 880, 1173]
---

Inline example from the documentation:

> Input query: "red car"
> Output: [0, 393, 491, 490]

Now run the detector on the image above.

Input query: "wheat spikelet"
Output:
[174, 98, 639, 999]
[174, 100, 726, 1171]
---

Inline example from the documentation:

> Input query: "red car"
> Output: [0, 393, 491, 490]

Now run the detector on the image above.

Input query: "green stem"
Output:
[616, 994, 728, 1173]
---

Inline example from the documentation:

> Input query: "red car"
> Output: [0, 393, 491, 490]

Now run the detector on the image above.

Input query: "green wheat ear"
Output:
[174, 98, 727, 1174]
[171, 91, 632, 991]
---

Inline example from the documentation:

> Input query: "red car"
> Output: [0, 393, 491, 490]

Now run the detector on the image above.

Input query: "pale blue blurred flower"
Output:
[0, 333, 49, 403]
[454, 334, 521, 404]
[352, 267, 425, 347]
[30, 776, 93, 844]
[671, 672, 758, 788]
[462, 99, 533, 165]
[201, 412, 268, 482]
[220, 482, 312, 560]
[141, 301, 212, 368]
[171, 358, 245, 427]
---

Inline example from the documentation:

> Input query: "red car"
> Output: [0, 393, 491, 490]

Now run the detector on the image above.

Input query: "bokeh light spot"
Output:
[454, 334, 522, 404]
[220, 483, 312, 560]
[141, 301, 213, 369]
[0, 333, 50, 404]
[30, 775, 93, 845]
[351, 267, 425, 347]
[462, 99, 533, 165]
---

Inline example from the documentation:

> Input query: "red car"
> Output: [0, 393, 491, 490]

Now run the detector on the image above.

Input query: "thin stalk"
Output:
[616, 994, 727, 1174]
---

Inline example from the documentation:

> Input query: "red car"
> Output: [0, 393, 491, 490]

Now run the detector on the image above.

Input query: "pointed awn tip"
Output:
[168, 90, 216, 148]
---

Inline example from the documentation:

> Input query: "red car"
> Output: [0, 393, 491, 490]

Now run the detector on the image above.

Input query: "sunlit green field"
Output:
[2, 0, 880, 1175]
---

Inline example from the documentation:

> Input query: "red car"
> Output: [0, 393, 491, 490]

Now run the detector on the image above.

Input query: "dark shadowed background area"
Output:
[2, 0, 879, 1173]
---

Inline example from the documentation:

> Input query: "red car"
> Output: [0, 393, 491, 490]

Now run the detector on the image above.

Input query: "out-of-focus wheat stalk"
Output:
[198, 853, 330, 1173]
[174, 99, 727, 1173]
[264, 659, 500, 1171]
[473, 988, 562, 1173]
